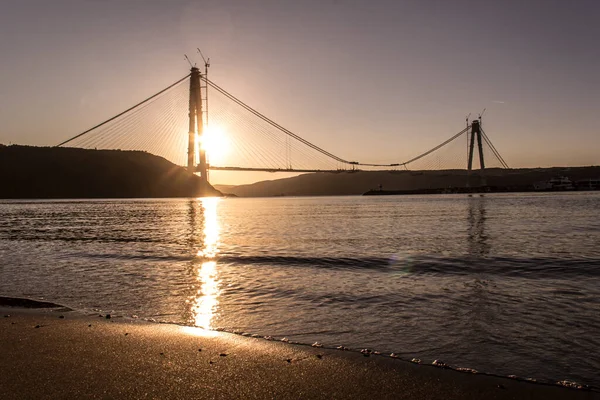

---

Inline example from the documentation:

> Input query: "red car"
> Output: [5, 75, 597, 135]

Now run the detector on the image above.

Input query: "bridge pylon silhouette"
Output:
[187, 67, 207, 183]
[467, 119, 485, 187]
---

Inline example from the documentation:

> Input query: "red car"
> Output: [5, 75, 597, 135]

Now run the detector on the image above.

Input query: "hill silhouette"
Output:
[0, 145, 220, 199]
[215, 167, 600, 197]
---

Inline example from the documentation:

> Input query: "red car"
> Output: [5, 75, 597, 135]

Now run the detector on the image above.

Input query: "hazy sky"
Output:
[1, 0, 598, 185]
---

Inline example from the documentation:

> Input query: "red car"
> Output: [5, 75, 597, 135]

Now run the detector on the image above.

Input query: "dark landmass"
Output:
[214, 184, 237, 193]
[215, 166, 600, 197]
[0, 145, 221, 199]
[0, 296, 67, 309]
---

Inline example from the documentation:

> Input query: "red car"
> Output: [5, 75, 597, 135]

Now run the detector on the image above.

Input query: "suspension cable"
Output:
[205, 78, 354, 165]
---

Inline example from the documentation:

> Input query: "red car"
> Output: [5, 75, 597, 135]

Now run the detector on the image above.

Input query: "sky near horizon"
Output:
[1, 0, 598, 185]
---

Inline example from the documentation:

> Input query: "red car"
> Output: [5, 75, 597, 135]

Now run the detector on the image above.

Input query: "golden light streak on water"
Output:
[191, 197, 221, 329]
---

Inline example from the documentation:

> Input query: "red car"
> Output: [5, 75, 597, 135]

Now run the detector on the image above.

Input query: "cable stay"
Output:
[401, 126, 469, 166]
[55, 74, 191, 147]
[481, 128, 509, 169]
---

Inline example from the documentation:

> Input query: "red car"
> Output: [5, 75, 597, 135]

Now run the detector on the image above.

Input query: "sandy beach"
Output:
[1, 301, 597, 399]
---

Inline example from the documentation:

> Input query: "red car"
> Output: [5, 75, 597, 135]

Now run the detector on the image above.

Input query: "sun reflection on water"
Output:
[191, 197, 221, 329]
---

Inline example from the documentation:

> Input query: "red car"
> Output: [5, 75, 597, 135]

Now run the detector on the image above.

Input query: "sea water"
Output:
[1, 193, 599, 387]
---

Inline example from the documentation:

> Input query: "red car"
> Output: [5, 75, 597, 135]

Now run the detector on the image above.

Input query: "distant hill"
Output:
[214, 167, 600, 197]
[213, 184, 237, 194]
[0, 145, 221, 199]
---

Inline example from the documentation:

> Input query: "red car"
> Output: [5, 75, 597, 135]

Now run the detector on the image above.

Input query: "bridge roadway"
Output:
[203, 166, 359, 173]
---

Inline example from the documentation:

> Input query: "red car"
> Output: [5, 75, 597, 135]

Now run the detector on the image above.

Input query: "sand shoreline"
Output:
[1, 299, 598, 399]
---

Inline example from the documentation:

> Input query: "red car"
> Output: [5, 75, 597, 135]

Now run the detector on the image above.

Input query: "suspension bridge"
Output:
[56, 66, 508, 185]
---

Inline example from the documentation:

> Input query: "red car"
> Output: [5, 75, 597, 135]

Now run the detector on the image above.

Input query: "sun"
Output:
[199, 124, 230, 166]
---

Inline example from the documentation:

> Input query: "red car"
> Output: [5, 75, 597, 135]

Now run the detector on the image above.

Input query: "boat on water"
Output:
[533, 176, 574, 191]
[575, 178, 600, 190]
[534, 176, 600, 191]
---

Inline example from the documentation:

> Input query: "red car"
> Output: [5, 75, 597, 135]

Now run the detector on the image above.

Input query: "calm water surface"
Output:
[1, 193, 599, 387]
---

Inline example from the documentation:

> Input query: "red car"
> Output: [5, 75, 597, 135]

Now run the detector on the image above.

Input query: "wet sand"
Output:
[0, 304, 598, 399]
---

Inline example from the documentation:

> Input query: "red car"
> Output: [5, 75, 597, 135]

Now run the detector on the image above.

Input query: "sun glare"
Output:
[191, 197, 221, 330]
[200, 124, 230, 166]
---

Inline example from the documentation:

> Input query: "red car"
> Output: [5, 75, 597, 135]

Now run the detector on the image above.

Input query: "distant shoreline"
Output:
[363, 187, 600, 196]
[215, 166, 600, 197]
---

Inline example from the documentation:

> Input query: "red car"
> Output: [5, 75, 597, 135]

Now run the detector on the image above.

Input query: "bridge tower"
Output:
[187, 67, 208, 183]
[467, 119, 486, 187]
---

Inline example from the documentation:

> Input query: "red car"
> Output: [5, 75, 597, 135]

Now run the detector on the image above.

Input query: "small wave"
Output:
[0, 233, 161, 243]
[63, 252, 600, 278]
[218, 254, 600, 278]
[402, 256, 600, 278]
[218, 255, 392, 270]
[70, 252, 194, 262]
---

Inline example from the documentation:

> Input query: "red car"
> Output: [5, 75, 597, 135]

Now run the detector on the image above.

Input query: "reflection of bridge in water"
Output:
[56, 66, 508, 185]
[467, 196, 490, 257]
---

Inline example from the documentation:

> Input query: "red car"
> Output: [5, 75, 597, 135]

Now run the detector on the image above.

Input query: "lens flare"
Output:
[200, 124, 230, 165]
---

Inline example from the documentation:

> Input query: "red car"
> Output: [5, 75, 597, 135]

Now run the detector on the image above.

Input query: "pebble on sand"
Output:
[557, 380, 585, 390]
[432, 360, 449, 368]
[455, 367, 478, 374]
[360, 349, 372, 356]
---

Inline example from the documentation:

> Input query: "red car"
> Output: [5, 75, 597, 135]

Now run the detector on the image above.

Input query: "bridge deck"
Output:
[205, 166, 357, 173]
